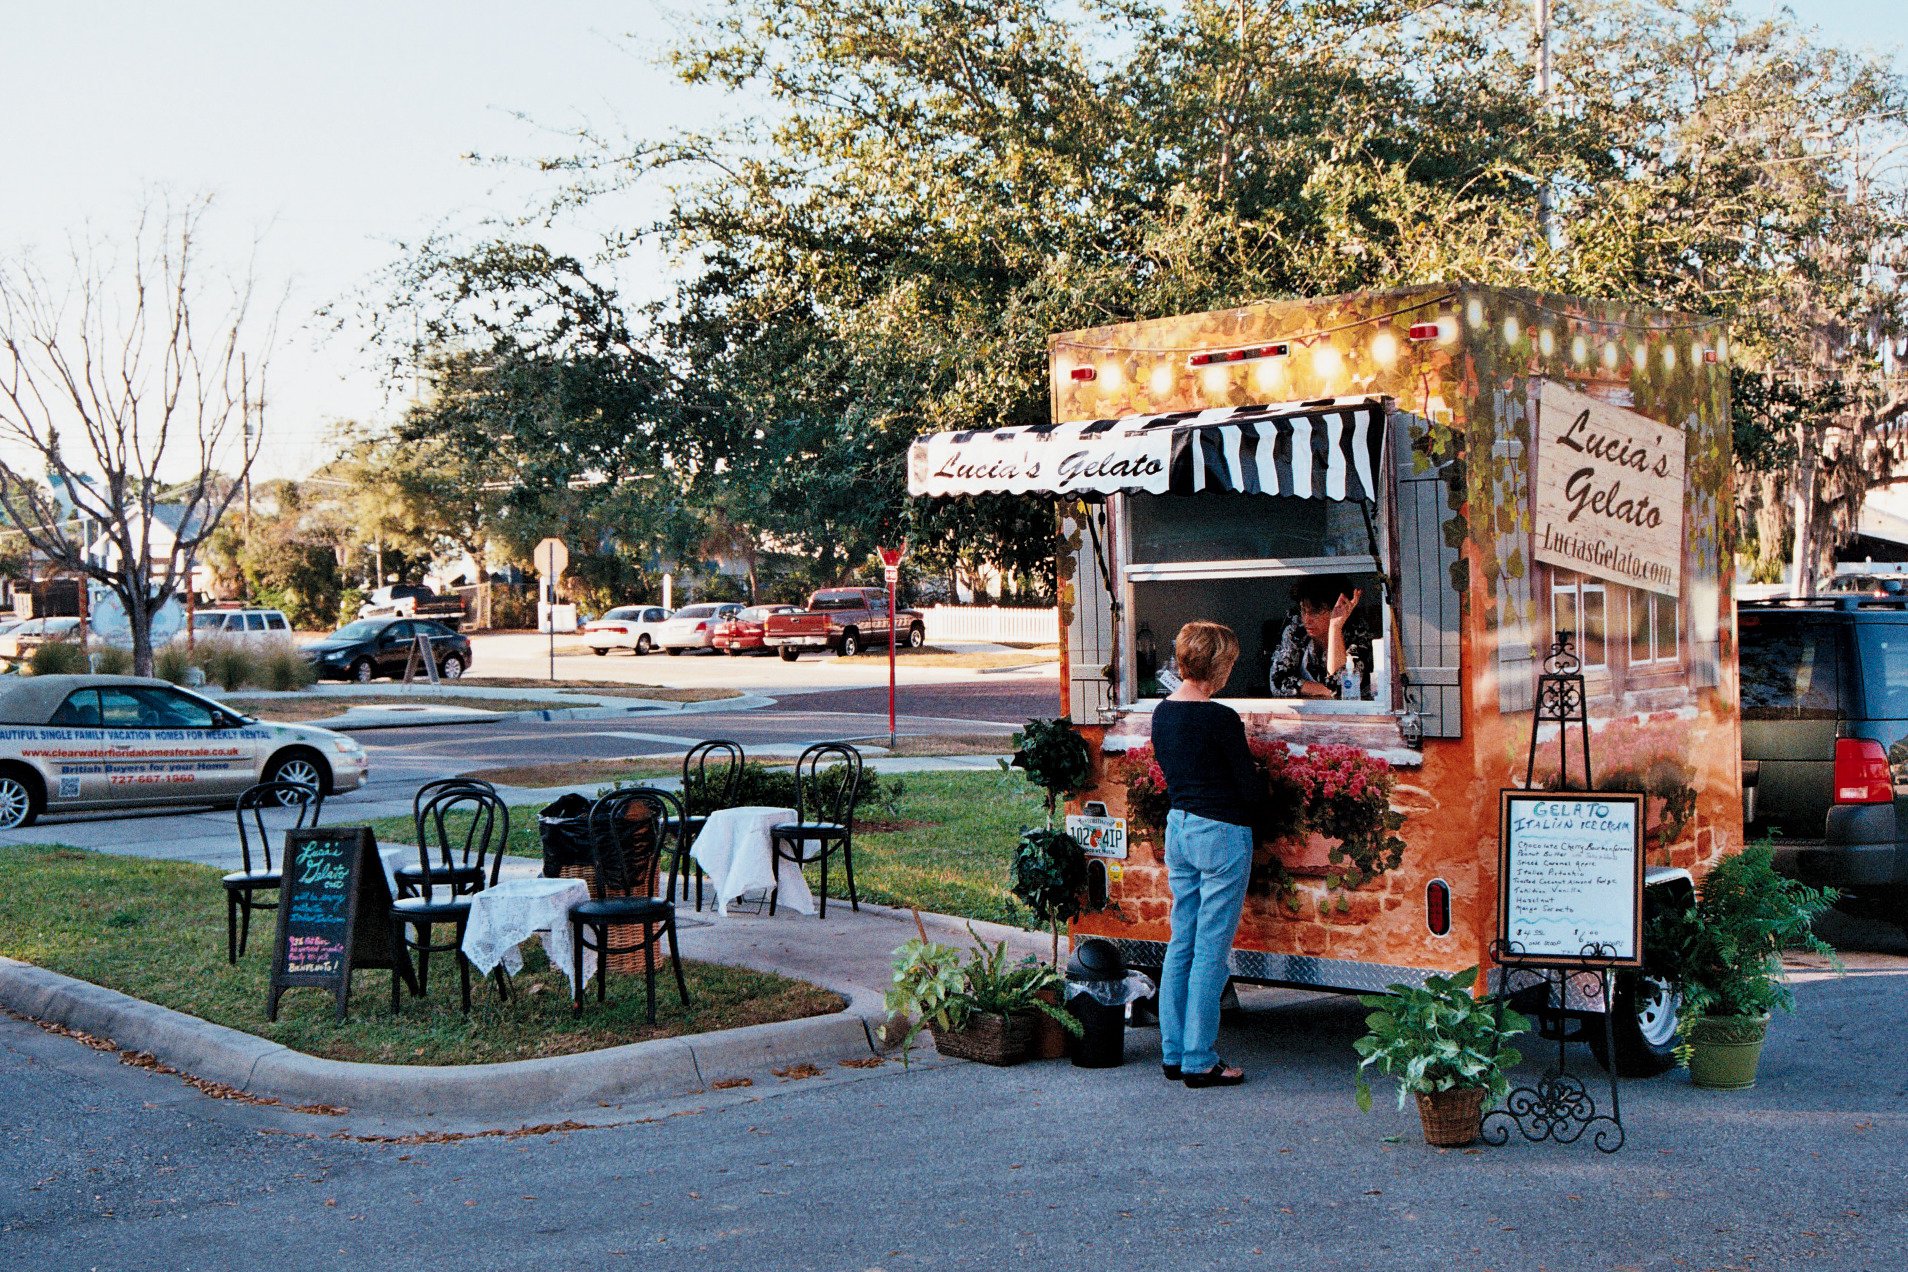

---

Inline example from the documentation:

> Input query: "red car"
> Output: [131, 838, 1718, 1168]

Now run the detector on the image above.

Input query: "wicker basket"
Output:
[558, 865, 654, 976]
[1415, 1088, 1486, 1147]
[929, 1011, 1034, 1066]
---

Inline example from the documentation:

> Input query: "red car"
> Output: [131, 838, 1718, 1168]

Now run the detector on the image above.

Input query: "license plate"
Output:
[1066, 813, 1127, 859]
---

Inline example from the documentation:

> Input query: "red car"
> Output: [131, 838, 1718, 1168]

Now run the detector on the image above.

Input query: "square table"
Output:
[459, 875, 597, 993]
[691, 805, 817, 916]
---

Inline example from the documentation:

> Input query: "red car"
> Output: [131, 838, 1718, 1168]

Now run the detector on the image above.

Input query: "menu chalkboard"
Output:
[1497, 792, 1645, 967]
[268, 827, 411, 1022]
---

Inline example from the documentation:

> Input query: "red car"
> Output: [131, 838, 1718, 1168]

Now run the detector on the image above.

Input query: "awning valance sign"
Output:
[907, 397, 1387, 500]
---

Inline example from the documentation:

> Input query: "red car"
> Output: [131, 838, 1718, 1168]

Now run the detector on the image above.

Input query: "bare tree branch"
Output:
[0, 194, 277, 674]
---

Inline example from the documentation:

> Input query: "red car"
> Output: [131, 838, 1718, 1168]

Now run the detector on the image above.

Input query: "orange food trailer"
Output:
[908, 284, 1742, 1073]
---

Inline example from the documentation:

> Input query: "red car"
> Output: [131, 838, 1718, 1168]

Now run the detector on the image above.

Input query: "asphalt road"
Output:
[5, 939, 1907, 1271]
[349, 679, 1059, 790]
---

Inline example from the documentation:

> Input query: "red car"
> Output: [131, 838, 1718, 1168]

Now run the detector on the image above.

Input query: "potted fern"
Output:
[1353, 968, 1529, 1147]
[884, 929, 1081, 1066]
[1644, 841, 1837, 1089]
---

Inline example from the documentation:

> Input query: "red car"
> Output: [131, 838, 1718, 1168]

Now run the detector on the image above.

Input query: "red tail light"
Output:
[695, 621, 708, 632]
[1834, 737, 1894, 804]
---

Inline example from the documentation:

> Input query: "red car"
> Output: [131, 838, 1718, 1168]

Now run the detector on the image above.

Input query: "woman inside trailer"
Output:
[1268, 576, 1375, 700]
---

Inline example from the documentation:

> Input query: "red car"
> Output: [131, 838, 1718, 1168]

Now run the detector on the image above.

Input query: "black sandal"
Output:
[1181, 1062, 1246, 1088]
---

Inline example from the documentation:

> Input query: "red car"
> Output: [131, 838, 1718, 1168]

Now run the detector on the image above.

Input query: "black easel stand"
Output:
[1483, 939, 1626, 1154]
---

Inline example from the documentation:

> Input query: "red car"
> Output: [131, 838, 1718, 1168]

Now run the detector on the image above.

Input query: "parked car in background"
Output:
[581, 605, 673, 656]
[356, 584, 466, 629]
[763, 588, 926, 661]
[302, 618, 472, 682]
[712, 605, 802, 655]
[0, 673, 369, 828]
[0, 617, 82, 661]
[182, 608, 294, 643]
[654, 603, 744, 655]
[1740, 596, 1908, 931]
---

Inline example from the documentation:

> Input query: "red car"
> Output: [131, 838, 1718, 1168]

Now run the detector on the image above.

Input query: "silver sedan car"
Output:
[0, 674, 369, 828]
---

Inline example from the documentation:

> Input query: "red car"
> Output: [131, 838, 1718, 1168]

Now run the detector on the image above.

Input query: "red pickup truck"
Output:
[762, 587, 927, 661]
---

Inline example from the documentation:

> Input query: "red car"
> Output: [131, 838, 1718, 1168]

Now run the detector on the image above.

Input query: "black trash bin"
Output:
[537, 792, 595, 877]
[1066, 937, 1130, 1069]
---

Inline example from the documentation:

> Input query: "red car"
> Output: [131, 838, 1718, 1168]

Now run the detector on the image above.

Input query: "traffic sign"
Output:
[883, 565, 899, 584]
[536, 537, 569, 578]
[877, 545, 906, 568]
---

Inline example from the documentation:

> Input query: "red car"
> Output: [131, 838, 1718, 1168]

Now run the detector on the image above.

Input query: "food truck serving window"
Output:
[1121, 491, 1388, 705]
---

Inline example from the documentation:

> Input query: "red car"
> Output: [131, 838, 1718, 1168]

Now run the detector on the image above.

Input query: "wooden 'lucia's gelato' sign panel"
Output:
[1532, 379, 1686, 596]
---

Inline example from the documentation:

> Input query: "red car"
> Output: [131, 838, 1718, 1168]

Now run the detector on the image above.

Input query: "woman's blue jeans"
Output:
[1159, 809, 1252, 1074]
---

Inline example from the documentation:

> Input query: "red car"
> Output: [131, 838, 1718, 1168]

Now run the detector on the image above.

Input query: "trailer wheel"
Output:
[1587, 971, 1682, 1077]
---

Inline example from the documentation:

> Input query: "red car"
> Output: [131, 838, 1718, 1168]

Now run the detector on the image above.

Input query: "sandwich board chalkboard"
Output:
[1497, 792, 1645, 968]
[268, 826, 414, 1022]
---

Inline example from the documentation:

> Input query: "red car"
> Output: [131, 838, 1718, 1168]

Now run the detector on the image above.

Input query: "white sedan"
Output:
[0, 674, 369, 828]
[655, 603, 744, 655]
[580, 605, 673, 656]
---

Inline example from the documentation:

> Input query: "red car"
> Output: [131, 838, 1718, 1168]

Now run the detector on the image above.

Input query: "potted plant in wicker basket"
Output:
[1645, 841, 1837, 1089]
[885, 931, 1080, 1066]
[1353, 968, 1529, 1147]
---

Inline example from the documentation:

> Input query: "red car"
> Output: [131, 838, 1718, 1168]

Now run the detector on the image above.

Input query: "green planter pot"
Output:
[1686, 1014, 1770, 1090]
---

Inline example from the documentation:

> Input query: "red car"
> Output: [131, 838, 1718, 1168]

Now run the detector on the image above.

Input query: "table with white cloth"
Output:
[458, 876, 598, 994]
[690, 805, 817, 916]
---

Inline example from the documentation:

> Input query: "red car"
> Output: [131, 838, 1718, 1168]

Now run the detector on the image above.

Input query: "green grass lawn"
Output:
[0, 845, 842, 1066]
[372, 770, 1044, 929]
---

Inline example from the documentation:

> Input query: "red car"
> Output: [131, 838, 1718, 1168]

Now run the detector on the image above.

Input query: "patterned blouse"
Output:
[1269, 612, 1375, 699]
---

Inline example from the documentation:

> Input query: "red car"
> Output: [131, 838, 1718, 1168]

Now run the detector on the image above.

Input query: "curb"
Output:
[0, 955, 882, 1118]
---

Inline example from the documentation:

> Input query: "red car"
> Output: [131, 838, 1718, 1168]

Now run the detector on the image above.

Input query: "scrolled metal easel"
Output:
[1482, 939, 1626, 1154]
[1524, 632, 1592, 791]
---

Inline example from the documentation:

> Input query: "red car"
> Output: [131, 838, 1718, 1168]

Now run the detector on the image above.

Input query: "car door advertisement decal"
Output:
[0, 726, 274, 792]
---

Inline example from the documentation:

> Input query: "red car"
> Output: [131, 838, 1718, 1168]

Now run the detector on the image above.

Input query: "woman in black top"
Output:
[1150, 620, 1258, 1087]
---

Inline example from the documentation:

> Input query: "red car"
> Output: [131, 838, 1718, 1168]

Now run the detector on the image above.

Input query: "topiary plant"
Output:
[1011, 826, 1088, 966]
[1003, 716, 1091, 825]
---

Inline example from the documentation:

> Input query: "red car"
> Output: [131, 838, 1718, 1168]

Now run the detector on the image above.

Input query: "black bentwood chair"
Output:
[394, 777, 500, 899]
[662, 740, 744, 911]
[568, 787, 689, 1023]
[769, 742, 863, 919]
[389, 785, 510, 1014]
[221, 780, 325, 963]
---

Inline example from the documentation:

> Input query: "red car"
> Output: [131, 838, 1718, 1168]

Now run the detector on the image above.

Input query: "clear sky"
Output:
[0, 2, 1901, 480]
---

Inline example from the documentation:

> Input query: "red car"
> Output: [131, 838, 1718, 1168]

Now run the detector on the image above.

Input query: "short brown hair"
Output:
[1174, 621, 1239, 684]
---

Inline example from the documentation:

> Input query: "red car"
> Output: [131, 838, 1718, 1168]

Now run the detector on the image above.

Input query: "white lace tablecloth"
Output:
[459, 876, 596, 993]
[691, 805, 816, 917]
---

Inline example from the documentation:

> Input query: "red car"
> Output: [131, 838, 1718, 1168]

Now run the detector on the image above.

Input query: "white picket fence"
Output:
[921, 604, 1058, 645]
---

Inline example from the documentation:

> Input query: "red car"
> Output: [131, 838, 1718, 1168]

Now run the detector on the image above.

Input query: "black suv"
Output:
[1739, 597, 1908, 919]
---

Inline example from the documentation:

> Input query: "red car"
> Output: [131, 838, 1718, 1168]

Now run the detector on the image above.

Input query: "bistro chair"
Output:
[769, 742, 863, 920]
[662, 740, 745, 911]
[221, 780, 324, 964]
[568, 787, 689, 1023]
[394, 777, 501, 900]
[389, 785, 510, 1014]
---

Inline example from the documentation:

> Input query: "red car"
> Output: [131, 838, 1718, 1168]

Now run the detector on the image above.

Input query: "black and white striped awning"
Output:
[907, 396, 1387, 501]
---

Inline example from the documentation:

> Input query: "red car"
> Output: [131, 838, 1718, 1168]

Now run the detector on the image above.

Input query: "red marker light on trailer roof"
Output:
[1069, 366, 1096, 381]
[1407, 322, 1443, 341]
[1189, 343, 1287, 368]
